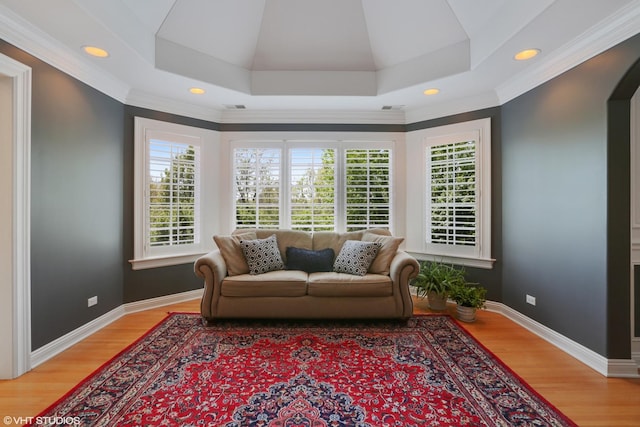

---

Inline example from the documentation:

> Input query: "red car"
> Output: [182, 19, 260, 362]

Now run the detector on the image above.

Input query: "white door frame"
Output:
[0, 52, 31, 379]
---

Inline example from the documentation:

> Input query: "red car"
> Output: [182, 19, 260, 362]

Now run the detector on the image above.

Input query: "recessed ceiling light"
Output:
[423, 88, 440, 96]
[514, 48, 541, 61]
[189, 87, 206, 95]
[82, 45, 109, 58]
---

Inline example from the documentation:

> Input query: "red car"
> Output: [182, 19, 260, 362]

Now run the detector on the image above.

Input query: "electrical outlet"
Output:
[88, 296, 98, 307]
[526, 294, 536, 306]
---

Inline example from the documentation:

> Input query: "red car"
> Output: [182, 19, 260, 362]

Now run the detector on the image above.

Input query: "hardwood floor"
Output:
[1, 298, 639, 426]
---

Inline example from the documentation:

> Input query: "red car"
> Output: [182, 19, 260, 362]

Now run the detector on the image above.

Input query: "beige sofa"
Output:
[194, 228, 419, 323]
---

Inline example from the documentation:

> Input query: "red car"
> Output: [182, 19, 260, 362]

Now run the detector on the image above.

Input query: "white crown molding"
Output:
[404, 91, 500, 124]
[126, 90, 223, 123]
[0, 4, 129, 103]
[220, 109, 406, 125]
[496, 0, 640, 104]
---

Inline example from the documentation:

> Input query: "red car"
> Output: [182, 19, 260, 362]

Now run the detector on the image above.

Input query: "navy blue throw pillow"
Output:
[285, 247, 335, 273]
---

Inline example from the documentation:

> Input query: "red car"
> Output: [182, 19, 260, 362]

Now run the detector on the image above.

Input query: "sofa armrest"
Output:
[389, 251, 420, 318]
[194, 249, 228, 320]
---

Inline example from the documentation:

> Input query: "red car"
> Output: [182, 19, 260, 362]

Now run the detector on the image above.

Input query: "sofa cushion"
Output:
[285, 247, 334, 273]
[234, 229, 312, 262]
[221, 270, 308, 297]
[240, 234, 285, 275]
[213, 231, 257, 276]
[362, 233, 404, 275]
[307, 272, 392, 297]
[333, 240, 381, 276]
[311, 230, 366, 256]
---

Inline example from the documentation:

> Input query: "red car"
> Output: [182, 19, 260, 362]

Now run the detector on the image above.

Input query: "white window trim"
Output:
[225, 132, 400, 233]
[406, 118, 494, 269]
[130, 117, 218, 270]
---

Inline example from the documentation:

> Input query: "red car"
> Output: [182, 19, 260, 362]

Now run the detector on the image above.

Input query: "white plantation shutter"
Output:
[428, 140, 476, 247]
[289, 148, 336, 231]
[345, 149, 391, 231]
[147, 140, 200, 248]
[233, 147, 282, 229]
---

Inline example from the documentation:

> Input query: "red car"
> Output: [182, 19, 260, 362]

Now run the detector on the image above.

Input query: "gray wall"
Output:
[0, 41, 125, 350]
[501, 33, 640, 357]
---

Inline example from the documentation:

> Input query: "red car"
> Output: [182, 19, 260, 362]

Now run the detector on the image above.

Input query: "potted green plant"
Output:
[411, 261, 466, 311]
[449, 282, 487, 322]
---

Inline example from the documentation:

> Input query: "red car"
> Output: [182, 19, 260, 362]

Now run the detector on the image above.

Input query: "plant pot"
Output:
[427, 291, 448, 311]
[456, 305, 477, 322]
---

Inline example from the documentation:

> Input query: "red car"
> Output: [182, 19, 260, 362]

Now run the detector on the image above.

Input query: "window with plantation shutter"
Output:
[290, 148, 336, 231]
[345, 149, 391, 231]
[233, 147, 282, 229]
[416, 118, 492, 266]
[428, 140, 476, 247]
[230, 139, 394, 233]
[132, 117, 216, 270]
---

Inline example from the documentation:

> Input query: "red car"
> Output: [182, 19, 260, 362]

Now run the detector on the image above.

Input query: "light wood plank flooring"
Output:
[1, 298, 639, 426]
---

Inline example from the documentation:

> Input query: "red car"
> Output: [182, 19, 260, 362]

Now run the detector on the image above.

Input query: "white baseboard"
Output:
[410, 287, 639, 378]
[124, 289, 203, 314]
[485, 301, 640, 378]
[29, 289, 203, 369]
[30, 305, 126, 368]
[30, 290, 638, 378]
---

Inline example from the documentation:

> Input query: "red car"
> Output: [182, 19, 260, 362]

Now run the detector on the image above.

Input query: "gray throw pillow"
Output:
[333, 240, 382, 276]
[240, 234, 285, 275]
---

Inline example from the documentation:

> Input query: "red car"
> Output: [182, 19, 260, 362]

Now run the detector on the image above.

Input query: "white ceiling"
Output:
[0, 0, 639, 123]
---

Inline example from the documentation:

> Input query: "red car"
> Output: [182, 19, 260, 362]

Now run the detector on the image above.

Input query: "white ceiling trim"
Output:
[0, 4, 129, 103]
[220, 109, 406, 125]
[404, 91, 501, 125]
[497, 0, 640, 104]
[126, 89, 223, 123]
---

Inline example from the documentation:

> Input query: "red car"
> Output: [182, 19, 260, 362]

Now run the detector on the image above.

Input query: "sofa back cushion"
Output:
[362, 232, 404, 275]
[233, 229, 312, 262]
[213, 231, 257, 276]
[312, 228, 391, 256]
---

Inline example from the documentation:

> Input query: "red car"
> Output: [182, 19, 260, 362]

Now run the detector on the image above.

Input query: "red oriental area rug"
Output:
[30, 313, 576, 426]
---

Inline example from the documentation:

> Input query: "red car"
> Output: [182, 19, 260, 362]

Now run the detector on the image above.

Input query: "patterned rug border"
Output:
[437, 314, 576, 426]
[32, 311, 192, 420]
[32, 312, 577, 426]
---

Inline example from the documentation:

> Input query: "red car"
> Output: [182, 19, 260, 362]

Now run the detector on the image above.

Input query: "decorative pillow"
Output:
[362, 233, 404, 275]
[213, 231, 257, 276]
[333, 240, 382, 276]
[240, 234, 285, 275]
[285, 247, 335, 273]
